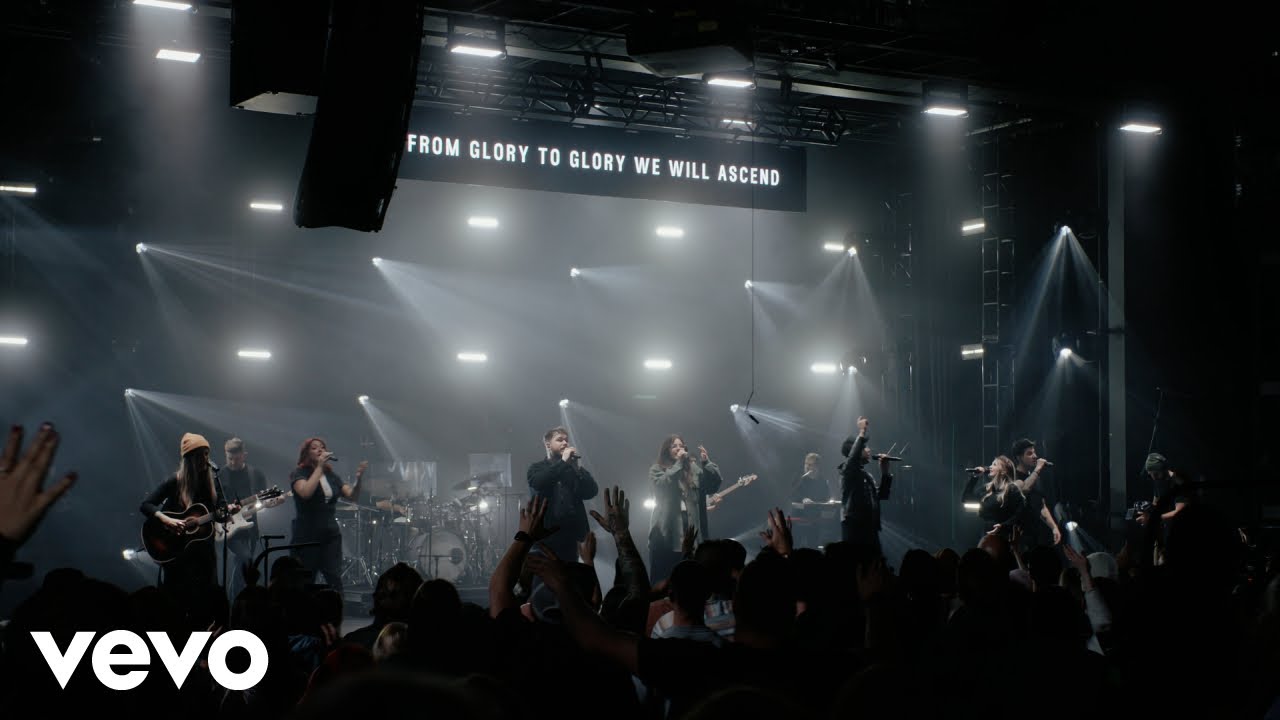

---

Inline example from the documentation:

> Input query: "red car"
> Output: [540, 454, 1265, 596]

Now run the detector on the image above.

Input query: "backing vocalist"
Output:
[649, 434, 722, 584]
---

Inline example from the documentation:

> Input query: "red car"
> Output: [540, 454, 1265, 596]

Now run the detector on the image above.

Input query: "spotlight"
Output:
[810, 362, 838, 374]
[478, 499, 490, 511]
[643, 497, 657, 510]
[136, 243, 147, 254]
[371, 257, 383, 267]
[963, 501, 981, 511]
[744, 280, 753, 289]
[467, 216, 499, 229]
[961, 219, 985, 235]
[0, 336, 30, 346]
[358, 395, 369, 404]
[237, 349, 272, 360]
[255, 501, 263, 510]
[569, 267, 581, 278]
[847, 247, 857, 257]
[121, 548, 136, 560]
[558, 398, 569, 408]
[1059, 347, 1073, 360]
[921, 80, 968, 117]
[655, 226, 684, 239]
[644, 358, 672, 370]
[0, 184, 37, 195]
[457, 352, 488, 363]
[449, 44, 505, 58]
[704, 74, 754, 89]
[1066, 521, 1079, 532]
[249, 201, 284, 212]
[822, 242, 845, 253]
[124, 388, 135, 397]
[729, 404, 740, 413]
[1120, 123, 1162, 134]
[133, 0, 192, 9]
[961, 343, 984, 359]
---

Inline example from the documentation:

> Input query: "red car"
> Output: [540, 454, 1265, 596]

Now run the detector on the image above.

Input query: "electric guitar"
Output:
[141, 487, 285, 564]
[706, 474, 758, 512]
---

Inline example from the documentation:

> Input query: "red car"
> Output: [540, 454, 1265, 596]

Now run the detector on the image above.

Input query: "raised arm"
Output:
[489, 495, 558, 618]
[526, 544, 640, 673]
[590, 486, 651, 632]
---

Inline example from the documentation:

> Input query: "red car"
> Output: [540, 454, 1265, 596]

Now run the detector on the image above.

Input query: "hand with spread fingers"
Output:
[578, 531, 597, 566]
[520, 495, 560, 542]
[758, 507, 794, 557]
[589, 486, 631, 536]
[525, 544, 569, 591]
[0, 423, 78, 545]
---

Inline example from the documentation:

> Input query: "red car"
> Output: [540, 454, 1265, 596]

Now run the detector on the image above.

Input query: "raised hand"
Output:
[519, 496, 560, 541]
[0, 423, 77, 544]
[698, 445, 709, 463]
[758, 507, 794, 556]
[857, 416, 869, 434]
[578, 530, 597, 566]
[589, 486, 630, 536]
[525, 546, 569, 591]
[1035, 458, 1050, 472]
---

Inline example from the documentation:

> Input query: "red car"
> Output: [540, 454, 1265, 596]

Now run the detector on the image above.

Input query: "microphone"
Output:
[569, 451, 581, 460]
[208, 459, 219, 472]
[1041, 460, 1054, 467]
[965, 466, 987, 474]
[327, 456, 340, 462]
[875, 455, 903, 461]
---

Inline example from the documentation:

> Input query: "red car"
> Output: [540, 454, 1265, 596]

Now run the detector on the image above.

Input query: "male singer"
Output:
[1010, 438, 1062, 550]
[839, 416, 893, 558]
[527, 426, 599, 563]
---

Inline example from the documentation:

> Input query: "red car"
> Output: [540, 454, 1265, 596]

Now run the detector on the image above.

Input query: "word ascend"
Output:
[31, 630, 268, 691]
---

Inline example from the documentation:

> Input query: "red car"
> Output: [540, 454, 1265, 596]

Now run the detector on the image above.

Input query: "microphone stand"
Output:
[211, 463, 233, 626]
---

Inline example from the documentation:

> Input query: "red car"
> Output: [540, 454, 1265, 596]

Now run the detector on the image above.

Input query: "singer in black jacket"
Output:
[527, 426, 598, 563]
[839, 416, 893, 559]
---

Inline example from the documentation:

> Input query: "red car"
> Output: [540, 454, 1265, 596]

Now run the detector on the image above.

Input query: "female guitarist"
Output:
[139, 432, 238, 623]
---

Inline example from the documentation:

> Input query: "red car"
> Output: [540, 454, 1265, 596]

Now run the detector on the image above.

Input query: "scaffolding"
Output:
[978, 138, 1016, 464]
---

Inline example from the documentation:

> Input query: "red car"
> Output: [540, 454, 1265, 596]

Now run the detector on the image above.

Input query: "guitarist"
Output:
[221, 437, 278, 596]
[139, 432, 239, 625]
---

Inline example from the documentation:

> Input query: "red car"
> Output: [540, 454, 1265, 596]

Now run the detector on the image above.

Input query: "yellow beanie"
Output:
[180, 432, 210, 457]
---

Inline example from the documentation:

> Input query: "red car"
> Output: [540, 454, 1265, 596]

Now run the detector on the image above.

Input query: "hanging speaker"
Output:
[293, 0, 425, 232]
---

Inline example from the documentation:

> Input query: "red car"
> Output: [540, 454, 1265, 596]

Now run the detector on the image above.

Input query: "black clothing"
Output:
[978, 485, 1026, 542]
[223, 464, 269, 596]
[838, 435, 892, 552]
[139, 474, 226, 622]
[1015, 468, 1054, 550]
[289, 465, 348, 593]
[790, 471, 830, 503]
[527, 456, 598, 562]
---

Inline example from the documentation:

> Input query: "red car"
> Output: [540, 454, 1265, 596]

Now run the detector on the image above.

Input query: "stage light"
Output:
[371, 257, 383, 267]
[823, 242, 845, 253]
[722, 118, 752, 128]
[729, 404, 740, 413]
[237, 349, 271, 360]
[569, 267, 581, 278]
[450, 44, 504, 58]
[847, 246, 857, 257]
[963, 501, 981, 511]
[133, 0, 192, 10]
[643, 497, 657, 510]
[1066, 521, 1079, 532]
[0, 336, 29, 346]
[961, 343, 984, 359]
[457, 352, 488, 363]
[249, 201, 284, 212]
[962, 219, 985, 235]
[124, 388, 135, 397]
[924, 106, 967, 117]
[156, 49, 200, 63]
[922, 80, 968, 117]
[644, 358, 672, 370]
[0, 184, 37, 195]
[358, 395, 369, 404]
[467, 216, 499, 228]
[121, 548, 136, 560]
[559, 398, 569, 408]
[255, 501, 263, 510]
[744, 280, 753, 289]
[1120, 123, 1162, 134]
[655, 226, 684, 239]
[136, 243, 147, 254]
[1059, 347, 1073, 359]
[478, 499, 490, 511]
[705, 74, 754, 89]
[810, 362, 838, 374]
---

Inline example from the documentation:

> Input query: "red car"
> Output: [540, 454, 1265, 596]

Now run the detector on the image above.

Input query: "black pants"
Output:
[841, 520, 883, 562]
[293, 529, 343, 595]
[161, 541, 220, 627]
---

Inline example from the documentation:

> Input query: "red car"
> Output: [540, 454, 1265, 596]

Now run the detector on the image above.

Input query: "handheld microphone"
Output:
[875, 455, 903, 461]
[327, 456, 340, 462]
[208, 459, 220, 472]
[965, 466, 987, 474]
[1042, 460, 1054, 467]
[569, 451, 581, 460]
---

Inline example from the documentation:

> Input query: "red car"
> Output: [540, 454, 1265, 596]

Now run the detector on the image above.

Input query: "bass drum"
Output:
[409, 526, 467, 583]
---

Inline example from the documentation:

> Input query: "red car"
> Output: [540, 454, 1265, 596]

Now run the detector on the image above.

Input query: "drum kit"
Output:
[335, 470, 521, 586]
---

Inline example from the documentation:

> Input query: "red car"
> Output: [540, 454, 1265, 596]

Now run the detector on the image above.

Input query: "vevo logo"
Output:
[31, 631, 268, 691]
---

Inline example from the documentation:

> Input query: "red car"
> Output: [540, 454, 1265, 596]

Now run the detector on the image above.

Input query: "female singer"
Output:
[290, 437, 366, 594]
[978, 455, 1026, 543]
[140, 432, 238, 623]
[648, 434, 722, 585]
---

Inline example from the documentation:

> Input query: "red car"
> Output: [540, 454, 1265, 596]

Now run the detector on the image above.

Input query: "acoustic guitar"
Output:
[141, 487, 285, 563]
[706, 474, 758, 512]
